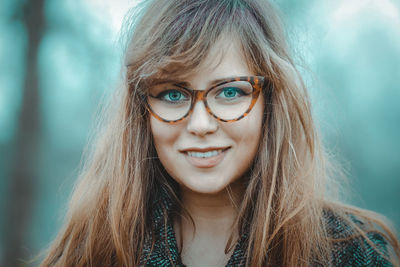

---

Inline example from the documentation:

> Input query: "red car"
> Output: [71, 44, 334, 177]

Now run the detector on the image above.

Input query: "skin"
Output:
[150, 37, 264, 266]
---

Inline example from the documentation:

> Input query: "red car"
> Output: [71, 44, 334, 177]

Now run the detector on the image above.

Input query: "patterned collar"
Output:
[140, 191, 249, 266]
[139, 190, 391, 266]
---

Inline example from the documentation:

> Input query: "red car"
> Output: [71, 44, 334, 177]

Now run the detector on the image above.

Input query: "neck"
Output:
[180, 186, 242, 223]
[175, 180, 245, 247]
[173, 181, 245, 266]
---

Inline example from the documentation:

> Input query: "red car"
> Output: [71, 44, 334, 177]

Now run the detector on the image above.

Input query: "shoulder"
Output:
[323, 209, 393, 267]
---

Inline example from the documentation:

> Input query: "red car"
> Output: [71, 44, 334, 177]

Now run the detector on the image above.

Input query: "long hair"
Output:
[41, 0, 400, 266]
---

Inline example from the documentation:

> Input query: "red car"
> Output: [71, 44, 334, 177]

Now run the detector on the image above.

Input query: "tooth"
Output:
[188, 150, 221, 158]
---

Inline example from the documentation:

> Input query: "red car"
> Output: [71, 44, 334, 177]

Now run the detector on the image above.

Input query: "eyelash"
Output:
[215, 87, 247, 99]
[156, 89, 190, 102]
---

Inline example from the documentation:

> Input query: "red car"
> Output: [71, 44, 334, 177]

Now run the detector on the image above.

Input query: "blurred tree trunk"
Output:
[3, 0, 45, 266]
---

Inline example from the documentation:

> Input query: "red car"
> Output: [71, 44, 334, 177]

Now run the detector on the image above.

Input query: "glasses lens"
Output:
[207, 81, 254, 121]
[147, 84, 191, 121]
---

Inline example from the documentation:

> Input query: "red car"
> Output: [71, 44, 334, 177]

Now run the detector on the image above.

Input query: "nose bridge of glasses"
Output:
[193, 89, 207, 102]
[187, 94, 218, 134]
[191, 93, 210, 116]
[190, 90, 209, 114]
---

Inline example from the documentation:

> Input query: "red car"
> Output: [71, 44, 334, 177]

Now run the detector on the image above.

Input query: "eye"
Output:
[155, 89, 190, 103]
[216, 87, 245, 99]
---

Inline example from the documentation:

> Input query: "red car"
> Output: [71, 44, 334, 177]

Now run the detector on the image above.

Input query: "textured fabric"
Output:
[324, 211, 391, 267]
[140, 192, 392, 267]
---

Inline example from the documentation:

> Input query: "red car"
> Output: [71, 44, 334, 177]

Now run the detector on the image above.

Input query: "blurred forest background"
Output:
[0, 0, 399, 266]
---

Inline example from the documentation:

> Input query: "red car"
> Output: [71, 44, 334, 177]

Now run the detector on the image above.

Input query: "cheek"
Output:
[232, 98, 264, 170]
[224, 97, 264, 149]
[150, 117, 182, 168]
[151, 117, 174, 150]
[231, 121, 262, 163]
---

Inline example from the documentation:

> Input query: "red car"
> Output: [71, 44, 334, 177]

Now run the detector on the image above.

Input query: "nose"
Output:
[186, 101, 218, 136]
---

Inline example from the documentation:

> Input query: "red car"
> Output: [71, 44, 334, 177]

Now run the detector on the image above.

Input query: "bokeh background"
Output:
[1, 0, 399, 266]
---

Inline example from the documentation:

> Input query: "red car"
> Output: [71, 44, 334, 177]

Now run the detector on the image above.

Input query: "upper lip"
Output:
[179, 146, 231, 153]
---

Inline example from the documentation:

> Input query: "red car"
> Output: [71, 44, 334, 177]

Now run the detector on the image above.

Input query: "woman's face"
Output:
[150, 39, 264, 194]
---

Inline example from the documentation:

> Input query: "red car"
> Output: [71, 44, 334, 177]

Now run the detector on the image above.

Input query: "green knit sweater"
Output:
[140, 192, 392, 266]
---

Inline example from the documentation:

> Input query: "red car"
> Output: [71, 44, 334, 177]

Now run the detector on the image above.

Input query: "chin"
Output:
[182, 178, 230, 195]
[186, 186, 228, 195]
[188, 184, 234, 195]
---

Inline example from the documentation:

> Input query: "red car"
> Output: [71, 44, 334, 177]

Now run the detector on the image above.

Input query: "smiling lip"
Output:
[180, 147, 230, 168]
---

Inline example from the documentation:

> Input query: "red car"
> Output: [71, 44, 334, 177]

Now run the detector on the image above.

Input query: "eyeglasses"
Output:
[146, 76, 265, 123]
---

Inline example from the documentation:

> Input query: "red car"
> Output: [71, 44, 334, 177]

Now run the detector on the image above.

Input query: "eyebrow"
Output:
[158, 76, 239, 88]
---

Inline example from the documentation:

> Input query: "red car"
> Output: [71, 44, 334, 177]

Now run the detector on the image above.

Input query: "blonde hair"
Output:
[41, 0, 400, 266]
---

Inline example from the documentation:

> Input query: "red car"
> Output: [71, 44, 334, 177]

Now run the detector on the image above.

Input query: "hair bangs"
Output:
[126, 0, 268, 89]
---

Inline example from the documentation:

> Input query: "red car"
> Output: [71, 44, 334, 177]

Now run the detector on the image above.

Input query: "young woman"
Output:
[41, 0, 400, 266]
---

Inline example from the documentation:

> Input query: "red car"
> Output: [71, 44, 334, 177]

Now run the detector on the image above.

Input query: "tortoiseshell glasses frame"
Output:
[146, 76, 265, 123]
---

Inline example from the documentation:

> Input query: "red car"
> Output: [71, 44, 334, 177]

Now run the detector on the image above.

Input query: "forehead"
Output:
[145, 35, 253, 89]
[179, 36, 252, 89]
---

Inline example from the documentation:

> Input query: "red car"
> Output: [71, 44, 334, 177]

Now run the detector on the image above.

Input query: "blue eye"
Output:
[217, 87, 243, 99]
[157, 89, 190, 103]
[166, 91, 183, 101]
